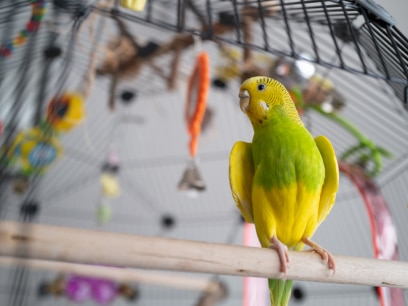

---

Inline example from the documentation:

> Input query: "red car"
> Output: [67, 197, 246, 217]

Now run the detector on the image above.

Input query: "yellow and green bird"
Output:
[229, 76, 339, 306]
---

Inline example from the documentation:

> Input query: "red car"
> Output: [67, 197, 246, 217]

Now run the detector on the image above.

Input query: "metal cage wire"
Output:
[93, 0, 408, 107]
[1, 1, 408, 306]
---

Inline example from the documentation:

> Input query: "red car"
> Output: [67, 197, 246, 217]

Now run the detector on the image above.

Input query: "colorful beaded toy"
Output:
[0, 0, 47, 58]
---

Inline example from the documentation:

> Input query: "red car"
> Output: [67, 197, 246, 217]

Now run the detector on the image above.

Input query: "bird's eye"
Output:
[257, 84, 266, 91]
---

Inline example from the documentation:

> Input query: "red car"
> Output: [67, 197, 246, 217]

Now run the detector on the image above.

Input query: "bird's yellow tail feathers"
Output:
[269, 279, 293, 306]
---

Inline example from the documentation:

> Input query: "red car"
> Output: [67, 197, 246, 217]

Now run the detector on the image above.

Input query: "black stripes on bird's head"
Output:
[239, 76, 304, 127]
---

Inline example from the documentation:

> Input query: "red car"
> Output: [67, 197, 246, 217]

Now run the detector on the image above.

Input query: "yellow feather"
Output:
[252, 183, 320, 251]
[229, 141, 255, 223]
[314, 135, 339, 226]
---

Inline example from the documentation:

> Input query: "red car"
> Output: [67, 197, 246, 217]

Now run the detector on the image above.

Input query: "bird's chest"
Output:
[252, 128, 320, 189]
[250, 128, 324, 246]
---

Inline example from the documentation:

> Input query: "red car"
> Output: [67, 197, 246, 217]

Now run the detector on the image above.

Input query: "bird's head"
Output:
[239, 76, 303, 127]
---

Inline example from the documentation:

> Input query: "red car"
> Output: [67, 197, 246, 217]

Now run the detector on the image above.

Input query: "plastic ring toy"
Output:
[8, 127, 62, 175]
[185, 52, 210, 157]
[46, 92, 85, 132]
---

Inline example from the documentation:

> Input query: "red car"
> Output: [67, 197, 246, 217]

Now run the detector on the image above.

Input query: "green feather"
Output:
[252, 106, 324, 191]
[269, 278, 293, 306]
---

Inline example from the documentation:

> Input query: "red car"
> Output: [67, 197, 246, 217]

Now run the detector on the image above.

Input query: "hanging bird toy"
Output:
[7, 126, 63, 176]
[46, 92, 85, 132]
[178, 51, 210, 194]
[0, 0, 47, 58]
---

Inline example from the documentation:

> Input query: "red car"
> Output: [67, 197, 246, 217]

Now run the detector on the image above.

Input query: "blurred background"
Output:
[0, 0, 408, 305]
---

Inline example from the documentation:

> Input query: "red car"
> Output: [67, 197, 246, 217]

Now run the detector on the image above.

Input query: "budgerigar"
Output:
[229, 76, 339, 305]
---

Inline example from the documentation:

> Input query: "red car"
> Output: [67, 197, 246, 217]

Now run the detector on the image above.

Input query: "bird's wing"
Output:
[229, 141, 255, 223]
[315, 135, 339, 226]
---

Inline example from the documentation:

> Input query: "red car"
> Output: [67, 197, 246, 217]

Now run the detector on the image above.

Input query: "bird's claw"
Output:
[303, 237, 336, 274]
[269, 236, 290, 278]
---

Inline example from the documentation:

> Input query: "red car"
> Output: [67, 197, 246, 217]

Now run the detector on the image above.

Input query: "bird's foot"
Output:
[302, 237, 335, 274]
[269, 235, 290, 277]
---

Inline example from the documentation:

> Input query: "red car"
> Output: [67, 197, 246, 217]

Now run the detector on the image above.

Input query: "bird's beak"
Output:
[239, 90, 250, 113]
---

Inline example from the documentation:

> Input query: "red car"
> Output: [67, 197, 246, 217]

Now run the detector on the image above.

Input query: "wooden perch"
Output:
[0, 221, 407, 289]
[0, 256, 221, 293]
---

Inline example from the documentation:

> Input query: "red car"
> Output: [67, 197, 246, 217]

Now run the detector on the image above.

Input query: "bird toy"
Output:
[46, 92, 85, 132]
[4, 91, 84, 192]
[0, 0, 47, 58]
[120, 0, 147, 11]
[339, 162, 403, 306]
[97, 149, 121, 225]
[7, 126, 63, 176]
[39, 274, 138, 305]
[185, 52, 210, 159]
[178, 51, 210, 194]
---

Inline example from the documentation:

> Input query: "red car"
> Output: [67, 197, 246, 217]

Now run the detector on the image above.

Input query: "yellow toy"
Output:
[8, 127, 63, 175]
[46, 92, 85, 132]
[120, 0, 147, 11]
